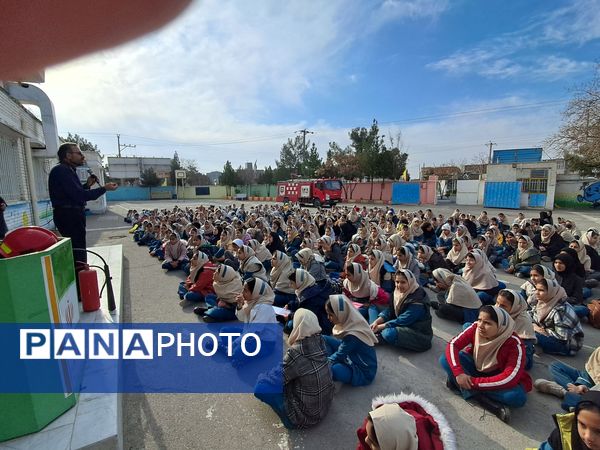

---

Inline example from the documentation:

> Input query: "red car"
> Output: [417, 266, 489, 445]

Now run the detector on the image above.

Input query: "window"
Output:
[323, 180, 342, 190]
[519, 178, 547, 193]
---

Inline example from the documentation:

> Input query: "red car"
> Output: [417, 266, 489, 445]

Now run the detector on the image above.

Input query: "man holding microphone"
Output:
[48, 142, 118, 265]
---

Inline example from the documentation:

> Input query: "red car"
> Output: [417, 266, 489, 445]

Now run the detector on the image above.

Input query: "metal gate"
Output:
[483, 182, 522, 209]
[392, 182, 420, 204]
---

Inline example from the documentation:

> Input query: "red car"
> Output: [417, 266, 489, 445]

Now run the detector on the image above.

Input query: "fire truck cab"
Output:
[276, 179, 343, 207]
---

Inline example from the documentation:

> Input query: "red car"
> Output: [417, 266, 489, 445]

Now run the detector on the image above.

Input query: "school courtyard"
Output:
[65, 199, 598, 450]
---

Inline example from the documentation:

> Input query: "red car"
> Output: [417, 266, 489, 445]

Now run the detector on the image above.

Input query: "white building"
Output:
[107, 156, 171, 184]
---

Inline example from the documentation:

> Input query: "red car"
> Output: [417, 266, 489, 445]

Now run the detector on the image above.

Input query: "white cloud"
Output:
[39, 0, 453, 171]
[428, 0, 598, 80]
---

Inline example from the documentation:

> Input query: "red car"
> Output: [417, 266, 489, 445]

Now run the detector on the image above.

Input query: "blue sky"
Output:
[39, 0, 600, 177]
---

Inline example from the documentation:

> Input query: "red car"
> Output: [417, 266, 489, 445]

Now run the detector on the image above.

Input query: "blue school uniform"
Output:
[323, 334, 377, 386]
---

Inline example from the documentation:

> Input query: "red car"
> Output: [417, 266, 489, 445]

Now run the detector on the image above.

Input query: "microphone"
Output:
[87, 168, 99, 185]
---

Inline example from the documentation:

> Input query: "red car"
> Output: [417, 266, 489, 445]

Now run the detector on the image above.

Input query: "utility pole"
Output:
[486, 141, 497, 165]
[295, 128, 314, 178]
[116, 134, 136, 157]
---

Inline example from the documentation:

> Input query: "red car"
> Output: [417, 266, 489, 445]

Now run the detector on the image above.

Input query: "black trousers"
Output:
[53, 207, 87, 264]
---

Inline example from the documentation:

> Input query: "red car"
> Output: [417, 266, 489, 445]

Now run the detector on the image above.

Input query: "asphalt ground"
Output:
[84, 200, 600, 450]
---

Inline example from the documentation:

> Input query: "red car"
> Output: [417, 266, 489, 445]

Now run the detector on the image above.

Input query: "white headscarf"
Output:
[288, 309, 321, 346]
[582, 228, 599, 251]
[369, 404, 418, 450]
[393, 269, 420, 315]
[343, 263, 378, 300]
[328, 295, 378, 346]
[248, 239, 273, 263]
[462, 251, 498, 290]
[473, 306, 515, 373]
[213, 264, 243, 303]
[572, 239, 591, 271]
[294, 268, 316, 296]
[501, 289, 535, 340]
[446, 238, 468, 265]
[270, 250, 294, 294]
[535, 279, 567, 322]
[368, 249, 385, 286]
[296, 247, 314, 267]
[433, 268, 481, 309]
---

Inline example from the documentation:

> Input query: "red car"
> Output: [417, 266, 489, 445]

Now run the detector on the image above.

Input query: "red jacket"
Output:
[445, 323, 532, 392]
[187, 262, 216, 296]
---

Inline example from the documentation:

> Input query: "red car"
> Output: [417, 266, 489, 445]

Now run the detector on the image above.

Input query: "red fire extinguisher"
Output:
[78, 264, 101, 312]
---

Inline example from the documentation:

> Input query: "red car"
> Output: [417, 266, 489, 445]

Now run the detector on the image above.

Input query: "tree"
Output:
[170, 151, 183, 185]
[303, 144, 322, 178]
[182, 160, 210, 185]
[140, 167, 161, 195]
[257, 166, 274, 185]
[547, 67, 600, 176]
[59, 132, 102, 155]
[220, 161, 238, 196]
[236, 165, 255, 187]
[349, 119, 387, 200]
[275, 135, 319, 179]
[383, 132, 409, 181]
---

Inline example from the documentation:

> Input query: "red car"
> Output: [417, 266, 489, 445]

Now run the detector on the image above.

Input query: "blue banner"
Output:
[1, 323, 283, 394]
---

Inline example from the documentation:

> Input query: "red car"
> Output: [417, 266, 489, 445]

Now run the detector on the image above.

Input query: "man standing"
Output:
[48, 142, 118, 264]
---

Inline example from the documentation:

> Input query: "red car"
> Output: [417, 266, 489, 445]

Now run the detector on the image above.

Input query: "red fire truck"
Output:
[276, 179, 343, 207]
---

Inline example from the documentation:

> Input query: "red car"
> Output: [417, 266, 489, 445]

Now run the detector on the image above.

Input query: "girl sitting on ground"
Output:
[431, 268, 481, 325]
[285, 269, 332, 335]
[506, 235, 541, 278]
[254, 309, 335, 430]
[553, 253, 589, 318]
[248, 239, 273, 275]
[270, 250, 296, 307]
[522, 264, 556, 307]
[296, 248, 328, 287]
[343, 262, 388, 324]
[323, 295, 378, 386]
[444, 238, 468, 273]
[345, 243, 368, 271]
[495, 289, 536, 370]
[440, 305, 532, 422]
[529, 279, 584, 357]
[417, 244, 447, 286]
[368, 249, 395, 296]
[394, 245, 421, 283]
[534, 224, 566, 261]
[570, 239, 600, 287]
[235, 277, 277, 324]
[237, 245, 267, 281]
[194, 263, 242, 322]
[462, 249, 505, 305]
[177, 251, 216, 303]
[370, 269, 433, 352]
[436, 223, 454, 255]
[161, 232, 189, 272]
[534, 347, 600, 413]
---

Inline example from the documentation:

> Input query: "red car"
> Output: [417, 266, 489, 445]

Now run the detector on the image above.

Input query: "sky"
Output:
[36, 0, 600, 178]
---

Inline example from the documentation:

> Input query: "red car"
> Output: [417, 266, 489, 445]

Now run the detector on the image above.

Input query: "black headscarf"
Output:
[266, 231, 285, 254]
[560, 248, 587, 278]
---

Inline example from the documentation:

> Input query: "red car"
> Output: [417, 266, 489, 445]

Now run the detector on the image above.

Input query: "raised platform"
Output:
[0, 245, 123, 450]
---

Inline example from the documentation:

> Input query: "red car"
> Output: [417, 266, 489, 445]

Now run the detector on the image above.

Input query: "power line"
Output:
[60, 98, 568, 150]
